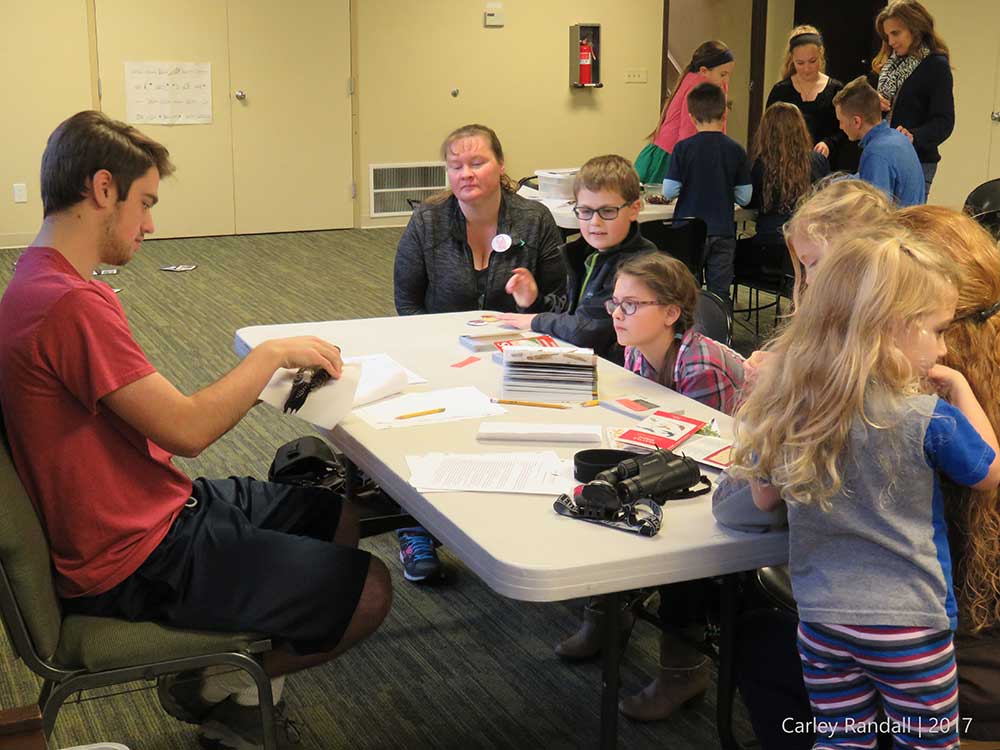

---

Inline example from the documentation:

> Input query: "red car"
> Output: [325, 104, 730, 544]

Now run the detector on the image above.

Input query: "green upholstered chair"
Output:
[0, 417, 279, 749]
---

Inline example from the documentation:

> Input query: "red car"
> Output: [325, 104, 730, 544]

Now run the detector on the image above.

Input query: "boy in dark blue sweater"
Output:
[663, 83, 752, 306]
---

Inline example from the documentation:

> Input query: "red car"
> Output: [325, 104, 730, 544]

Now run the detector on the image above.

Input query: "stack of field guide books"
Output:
[459, 330, 551, 352]
[501, 346, 598, 402]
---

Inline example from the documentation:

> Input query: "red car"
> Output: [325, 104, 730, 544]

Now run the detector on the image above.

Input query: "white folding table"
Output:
[235, 311, 787, 749]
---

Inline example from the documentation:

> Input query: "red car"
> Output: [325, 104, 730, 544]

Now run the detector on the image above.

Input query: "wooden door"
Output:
[95, 0, 236, 238]
[228, 0, 354, 234]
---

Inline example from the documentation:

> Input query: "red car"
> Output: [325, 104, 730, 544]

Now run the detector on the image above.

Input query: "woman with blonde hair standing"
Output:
[765, 25, 845, 165]
[873, 0, 954, 196]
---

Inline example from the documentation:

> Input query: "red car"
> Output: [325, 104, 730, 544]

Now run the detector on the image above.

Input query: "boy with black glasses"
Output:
[497, 154, 656, 363]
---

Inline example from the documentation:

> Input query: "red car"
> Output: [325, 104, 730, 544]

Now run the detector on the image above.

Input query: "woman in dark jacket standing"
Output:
[394, 124, 565, 317]
[765, 26, 845, 168]
[873, 0, 954, 197]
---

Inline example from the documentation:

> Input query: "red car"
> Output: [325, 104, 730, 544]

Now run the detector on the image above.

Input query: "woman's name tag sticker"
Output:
[491, 234, 512, 253]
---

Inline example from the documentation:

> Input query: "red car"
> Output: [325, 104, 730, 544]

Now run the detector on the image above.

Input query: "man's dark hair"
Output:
[40, 110, 175, 217]
[687, 82, 727, 124]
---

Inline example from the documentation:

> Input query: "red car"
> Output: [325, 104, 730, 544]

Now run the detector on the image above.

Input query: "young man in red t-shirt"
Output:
[0, 111, 391, 749]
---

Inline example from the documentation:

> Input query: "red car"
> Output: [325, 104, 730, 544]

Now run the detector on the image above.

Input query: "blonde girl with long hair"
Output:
[732, 234, 1000, 748]
[741, 177, 894, 389]
[898, 205, 1000, 743]
[765, 25, 846, 162]
[634, 41, 734, 185]
[782, 176, 895, 307]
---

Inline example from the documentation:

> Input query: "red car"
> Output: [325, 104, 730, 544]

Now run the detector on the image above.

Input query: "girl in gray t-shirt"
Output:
[731, 234, 1000, 748]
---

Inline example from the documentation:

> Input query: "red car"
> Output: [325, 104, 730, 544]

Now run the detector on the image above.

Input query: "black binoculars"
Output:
[575, 449, 704, 520]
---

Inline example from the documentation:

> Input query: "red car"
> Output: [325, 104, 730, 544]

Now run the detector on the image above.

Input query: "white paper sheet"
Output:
[406, 452, 576, 495]
[355, 386, 505, 429]
[341, 354, 414, 406]
[343, 353, 427, 386]
[125, 61, 212, 125]
[258, 364, 360, 430]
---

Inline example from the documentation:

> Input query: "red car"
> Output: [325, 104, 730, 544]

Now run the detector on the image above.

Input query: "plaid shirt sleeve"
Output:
[673, 332, 745, 416]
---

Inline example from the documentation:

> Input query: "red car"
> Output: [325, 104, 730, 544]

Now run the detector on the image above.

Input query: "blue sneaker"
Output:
[397, 526, 442, 582]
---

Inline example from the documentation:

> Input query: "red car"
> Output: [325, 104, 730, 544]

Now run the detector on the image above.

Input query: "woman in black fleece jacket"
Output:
[873, 0, 954, 197]
[393, 124, 565, 318]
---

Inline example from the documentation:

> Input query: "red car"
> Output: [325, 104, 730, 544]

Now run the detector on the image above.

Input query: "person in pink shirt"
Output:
[635, 40, 735, 185]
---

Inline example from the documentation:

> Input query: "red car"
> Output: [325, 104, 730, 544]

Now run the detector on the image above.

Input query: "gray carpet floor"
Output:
[0, 229, 779, 749]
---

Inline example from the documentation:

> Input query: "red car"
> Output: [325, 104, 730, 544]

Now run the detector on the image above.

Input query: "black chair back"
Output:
[965, 178, 1000, 217]
[974, 209, 1000, 241]
[693, 289, 733, 347]
[639, 217, 709, 278]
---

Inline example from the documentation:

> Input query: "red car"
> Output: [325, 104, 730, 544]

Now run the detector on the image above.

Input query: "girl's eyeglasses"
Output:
[573, 202, 630, 220]
[604, 298, 662, 316]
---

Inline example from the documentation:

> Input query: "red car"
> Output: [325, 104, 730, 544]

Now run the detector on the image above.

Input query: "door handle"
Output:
[992, 111, 1000, 122]
[234, 90, 247, 101]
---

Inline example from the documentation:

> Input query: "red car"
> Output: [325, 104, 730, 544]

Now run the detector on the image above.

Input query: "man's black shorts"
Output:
[64, 476, 372, 654]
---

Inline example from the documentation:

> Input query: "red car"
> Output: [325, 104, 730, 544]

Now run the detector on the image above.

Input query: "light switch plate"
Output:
[13, 183, 28, 203]
[484, 2, 504, 26]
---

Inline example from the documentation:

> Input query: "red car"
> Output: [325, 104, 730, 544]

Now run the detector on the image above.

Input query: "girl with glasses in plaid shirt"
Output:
[556, 252, 746, 722]
[613, 253, 745, 415]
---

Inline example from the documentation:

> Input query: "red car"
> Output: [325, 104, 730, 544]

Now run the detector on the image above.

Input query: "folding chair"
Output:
[0, 416, 280, 749]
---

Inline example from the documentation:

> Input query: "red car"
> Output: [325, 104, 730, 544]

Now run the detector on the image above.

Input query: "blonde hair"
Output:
[898, 205, 1000, 633]
[873, 0, 950, 72]
[784, 177, 896, 308]
[574, 154, 641, 203]
[779, 25, 827, 80]
[615, 253, 698, 388]
[731, 234, 959, 509]
[750, 103, 814, 214]
[648, 40, 731, 140]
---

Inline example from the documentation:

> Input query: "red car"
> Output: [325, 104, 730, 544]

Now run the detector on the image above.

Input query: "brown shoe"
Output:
[555, 598, 636, 661]
[619, 657, 711, 721]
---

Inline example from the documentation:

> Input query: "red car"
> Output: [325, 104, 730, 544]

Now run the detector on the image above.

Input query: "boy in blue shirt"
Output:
[834, 76, 925, 207]
[663, 82, 752, 306]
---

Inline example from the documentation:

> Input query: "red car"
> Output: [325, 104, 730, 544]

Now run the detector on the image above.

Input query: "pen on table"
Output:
[395, 407, 446, 420]
[580, 399, 600, 407]
[490, 398, 570, 410]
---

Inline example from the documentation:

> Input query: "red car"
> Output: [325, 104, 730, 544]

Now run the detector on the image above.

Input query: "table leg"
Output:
[599, 590, 621, 750]
[716, 573, 747, 750]
[343, 456, 358, 503]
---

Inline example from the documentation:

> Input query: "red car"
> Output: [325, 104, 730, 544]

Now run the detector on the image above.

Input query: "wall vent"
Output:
[369, 162, 447, 217]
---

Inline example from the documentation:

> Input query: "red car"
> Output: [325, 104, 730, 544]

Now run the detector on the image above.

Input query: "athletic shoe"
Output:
[198, 698, 301, 749]
[396, 526, 442, 582]
[157, 671, 218, 725]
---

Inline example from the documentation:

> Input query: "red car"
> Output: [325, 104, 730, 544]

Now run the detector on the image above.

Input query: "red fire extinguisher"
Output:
[579, 39, 594, 85]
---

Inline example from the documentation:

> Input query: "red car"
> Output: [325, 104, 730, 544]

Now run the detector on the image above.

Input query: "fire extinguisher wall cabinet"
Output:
[570, 24, 602, 88]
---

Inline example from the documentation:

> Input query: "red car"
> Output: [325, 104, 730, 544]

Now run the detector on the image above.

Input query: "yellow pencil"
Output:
[491, 398, 570, 410]
[580, 399, 600, 407]
[395, 407, 446, 420]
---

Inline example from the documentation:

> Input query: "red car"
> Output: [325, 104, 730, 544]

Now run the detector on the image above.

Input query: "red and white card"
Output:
[616, 410, 706, 452]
